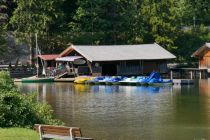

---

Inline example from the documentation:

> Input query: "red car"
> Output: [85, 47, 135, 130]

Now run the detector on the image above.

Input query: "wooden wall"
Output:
[91, 60, 168, 76]
[199, 51, 210, 69]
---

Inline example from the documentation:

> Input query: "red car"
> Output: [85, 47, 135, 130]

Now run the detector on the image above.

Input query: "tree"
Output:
[9, 0, 64, 65]
[0, 0, 8, 55]
[69, 0, 145, 45]
[141, 0, 180, 51]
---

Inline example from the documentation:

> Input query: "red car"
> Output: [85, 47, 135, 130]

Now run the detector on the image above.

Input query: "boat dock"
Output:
[14, 77, 194, 85]
[173, 79, 194, 85]
[54, 78, 75, 82]
[14, 79, 22, 82]
[170, 68, 208, 79]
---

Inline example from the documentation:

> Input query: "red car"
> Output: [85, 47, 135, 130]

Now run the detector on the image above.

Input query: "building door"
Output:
[102, 64, 117, 76]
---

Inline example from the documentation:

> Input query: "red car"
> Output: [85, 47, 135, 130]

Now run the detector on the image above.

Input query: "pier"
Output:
[170, 68, 208, 79]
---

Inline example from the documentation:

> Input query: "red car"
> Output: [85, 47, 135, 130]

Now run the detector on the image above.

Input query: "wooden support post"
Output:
[170, 70, 173, 80]
[200, 71, 202, 79]
[87, 60, 93, 75]
[190, 71, 193, 79]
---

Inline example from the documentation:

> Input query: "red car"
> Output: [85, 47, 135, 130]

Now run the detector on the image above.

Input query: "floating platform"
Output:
[54, 78, 75, 82]
[14, 79, 22, 82]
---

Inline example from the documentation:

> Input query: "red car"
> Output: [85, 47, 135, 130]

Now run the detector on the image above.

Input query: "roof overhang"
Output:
[37, 54, 59, 61]
[55, 56, 83, 62]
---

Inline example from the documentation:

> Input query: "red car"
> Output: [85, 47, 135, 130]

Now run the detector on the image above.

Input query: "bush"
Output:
[0, 71, 16, 93]
[0, 72, 62, 128]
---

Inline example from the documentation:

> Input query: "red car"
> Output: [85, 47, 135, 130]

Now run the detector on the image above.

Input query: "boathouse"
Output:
[192, 43, 210, 70]
[59, 43, 176, 76]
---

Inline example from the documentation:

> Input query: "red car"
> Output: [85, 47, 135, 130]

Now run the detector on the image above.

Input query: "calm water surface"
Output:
[15, 80, 210, 140]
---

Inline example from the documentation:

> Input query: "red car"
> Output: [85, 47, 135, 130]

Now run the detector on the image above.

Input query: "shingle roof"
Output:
[70, 43, 176, 62]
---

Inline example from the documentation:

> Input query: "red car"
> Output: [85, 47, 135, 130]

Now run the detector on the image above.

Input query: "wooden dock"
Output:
[173, 79, 194, 85]
[14, 79, 22, 82]
[170, 68, 208, 79]
[54, 78, 75, 82]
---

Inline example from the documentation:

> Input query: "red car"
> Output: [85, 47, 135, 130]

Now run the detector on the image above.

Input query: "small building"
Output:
[192, 43, 210, 70]
[59, 43, 176, 76]
[37, 54, 59, 67]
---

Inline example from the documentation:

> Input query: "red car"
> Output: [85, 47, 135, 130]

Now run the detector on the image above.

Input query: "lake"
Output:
[15, 80, 210, 140]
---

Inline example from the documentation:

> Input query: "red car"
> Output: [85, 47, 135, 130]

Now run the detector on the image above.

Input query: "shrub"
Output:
[0, 72, 62, 128]
[0, 71, 16, 93]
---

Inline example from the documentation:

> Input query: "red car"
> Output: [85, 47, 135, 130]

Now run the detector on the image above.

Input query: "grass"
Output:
[0, 128, 39, 140]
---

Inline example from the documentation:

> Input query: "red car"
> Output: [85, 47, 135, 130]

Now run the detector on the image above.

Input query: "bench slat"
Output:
[42, 134, 70, 140]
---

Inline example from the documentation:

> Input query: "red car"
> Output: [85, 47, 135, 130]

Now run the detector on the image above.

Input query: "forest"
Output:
[1, 0, 210, 63]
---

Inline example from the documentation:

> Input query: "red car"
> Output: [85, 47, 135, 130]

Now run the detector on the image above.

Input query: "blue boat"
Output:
[98, 76, 113, 84]
[138, 72, 173, 86]
[148, 78, 173, 86]
[105, 76, 125, 85]
[120, 76, 146, 85]
[86, 76, 105, 84]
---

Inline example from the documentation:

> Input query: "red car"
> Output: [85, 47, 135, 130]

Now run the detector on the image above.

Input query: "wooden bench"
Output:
[35, 124, 93, 140]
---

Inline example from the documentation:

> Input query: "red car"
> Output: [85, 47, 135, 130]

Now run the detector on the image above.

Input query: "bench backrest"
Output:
[35, 124, 82, 137]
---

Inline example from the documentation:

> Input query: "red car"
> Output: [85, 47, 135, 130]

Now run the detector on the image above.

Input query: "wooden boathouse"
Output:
[59, 43, 176, 76]
[192, 43, 210, 71]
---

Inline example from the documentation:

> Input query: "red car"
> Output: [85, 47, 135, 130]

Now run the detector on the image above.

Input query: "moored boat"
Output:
[21, 77, 54, 83]
[74, 76, 93, 84]
[148, 79, 173, 86]
[86, 76, 105, 84]
[98, 76, 113, 84]
[120, 76, 145, 85]
[105, 76, 125, 85]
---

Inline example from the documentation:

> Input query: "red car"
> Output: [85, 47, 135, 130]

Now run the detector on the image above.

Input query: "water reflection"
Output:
[15, 81, 210, 140]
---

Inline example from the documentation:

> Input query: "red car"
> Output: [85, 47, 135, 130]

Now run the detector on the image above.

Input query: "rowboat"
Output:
[21, 77, 54, 83]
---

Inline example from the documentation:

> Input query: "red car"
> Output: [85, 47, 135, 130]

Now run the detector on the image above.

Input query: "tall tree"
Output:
[70, 0, 145, 45]
[141, 0, 180, 51]
[0, 0, 8, 55]
[9, 0, 64, 65]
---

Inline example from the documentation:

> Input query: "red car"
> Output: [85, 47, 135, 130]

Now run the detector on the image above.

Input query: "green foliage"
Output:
[175, 25, 210, 62]
[0, 0, 8, 55]
[0, 72, 62, 128]
[0, 71, 16, 92]
[9, 0, 65, 55]
[70, 0, 145, 45]
[4, 0, 210, 63]
[141, 0, 180, 51]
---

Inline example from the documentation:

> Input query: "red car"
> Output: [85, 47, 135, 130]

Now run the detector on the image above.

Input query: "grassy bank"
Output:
[0, 128, 39, 140]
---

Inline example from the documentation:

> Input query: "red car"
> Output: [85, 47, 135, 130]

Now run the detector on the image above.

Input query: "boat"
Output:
[147, 79, 173, 86]
[137, 72, 161, 85]
[119, 76, 144, 85]
[21, 34, 55, 83]
[74, 76, 93, 84]
[98, 76, 113, 84]
[105, 76, 125, 85]
[137, 72, 173, 86]
[22, 76, 54, 83]
[86, 76, 105, 84]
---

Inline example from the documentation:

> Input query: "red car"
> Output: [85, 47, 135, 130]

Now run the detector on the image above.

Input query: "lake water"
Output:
[15, 80, 210, 140]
